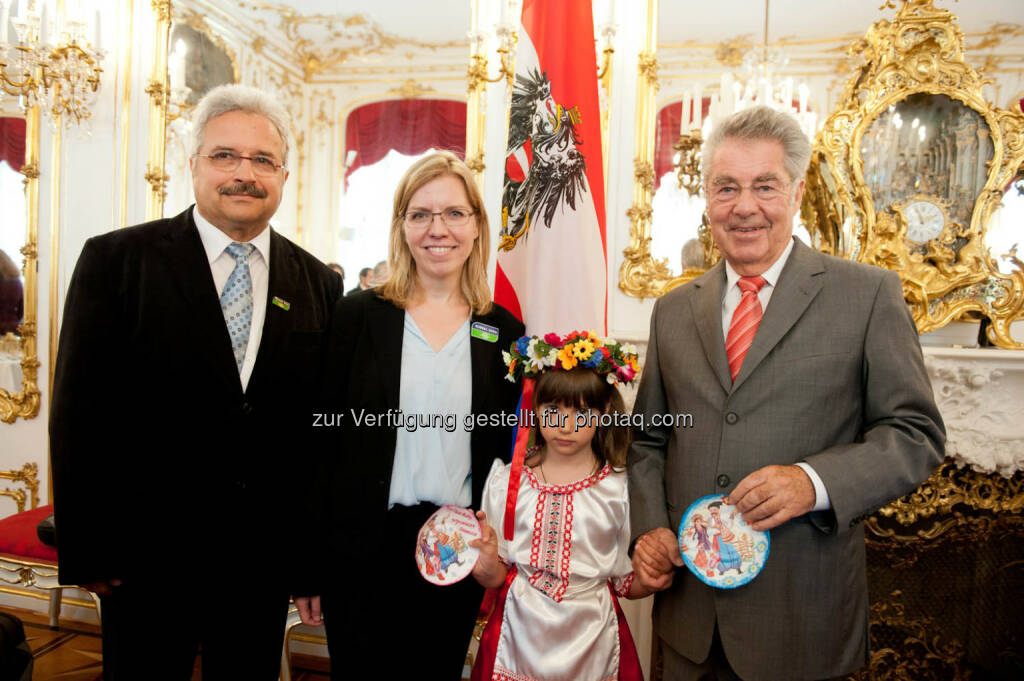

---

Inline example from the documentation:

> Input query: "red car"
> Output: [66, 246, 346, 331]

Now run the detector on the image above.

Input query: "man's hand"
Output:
[295, 596, 323, 626]
[631, 527, 683, 593]
[729, 464, 816, 531]
[83, 579, 122, 597]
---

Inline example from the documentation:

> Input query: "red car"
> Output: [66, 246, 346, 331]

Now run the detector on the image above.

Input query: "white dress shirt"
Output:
[193, 207, 270, 392]
[720, 238, 831, 512]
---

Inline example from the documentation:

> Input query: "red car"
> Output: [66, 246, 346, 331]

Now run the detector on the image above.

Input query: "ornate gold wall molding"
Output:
[145, 0, 173, 220]
[0, 462, 40, 513]
[0, 106, 41, 423]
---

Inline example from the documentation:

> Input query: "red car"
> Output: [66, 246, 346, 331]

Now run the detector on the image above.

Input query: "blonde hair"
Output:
[376, 151, 493, 314]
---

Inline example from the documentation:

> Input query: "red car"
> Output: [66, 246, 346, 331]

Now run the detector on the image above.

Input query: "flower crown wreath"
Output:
[499, 330, 640, 542]
[502, 330, 641, 385]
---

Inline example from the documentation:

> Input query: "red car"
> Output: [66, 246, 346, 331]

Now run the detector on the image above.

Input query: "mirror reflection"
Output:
[862, 93, 993, 233]
[0, 114, 26, 394]
[986, 178, 1024, 275]
[163, 19, 238, 219]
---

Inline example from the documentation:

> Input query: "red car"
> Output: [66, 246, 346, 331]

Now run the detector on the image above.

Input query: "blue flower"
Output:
[515, 336, 531, 356]
[581, 353, 602, 369]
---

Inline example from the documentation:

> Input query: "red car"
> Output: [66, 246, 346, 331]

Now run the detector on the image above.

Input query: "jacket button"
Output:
[717, 474, 730, 488]
[242, 402, 254, 415]
[725, 412, 739, 425]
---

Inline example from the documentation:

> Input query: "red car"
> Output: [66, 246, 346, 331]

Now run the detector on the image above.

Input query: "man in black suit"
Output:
[50, 84, 341, 680]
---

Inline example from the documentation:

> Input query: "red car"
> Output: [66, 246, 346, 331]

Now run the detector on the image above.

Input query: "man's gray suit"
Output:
[628, 238, 945, 681]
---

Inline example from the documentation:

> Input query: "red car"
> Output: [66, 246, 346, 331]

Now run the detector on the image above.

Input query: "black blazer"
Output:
[50, 207, 342, 587]
[309, 291, 524, 591]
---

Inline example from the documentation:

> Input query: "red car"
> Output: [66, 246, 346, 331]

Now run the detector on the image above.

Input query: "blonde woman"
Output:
[300, 151, 524, 679]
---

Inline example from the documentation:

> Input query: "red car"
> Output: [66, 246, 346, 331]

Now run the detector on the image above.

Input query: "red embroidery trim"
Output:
[523, 463, 611, 494]
[612, 571, 635, 597]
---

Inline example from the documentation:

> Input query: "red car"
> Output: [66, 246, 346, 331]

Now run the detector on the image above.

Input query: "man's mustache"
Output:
[219, 182, 267, 198]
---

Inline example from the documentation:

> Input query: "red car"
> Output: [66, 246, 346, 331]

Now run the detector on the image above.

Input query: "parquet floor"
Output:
[4, 606, 329, 680]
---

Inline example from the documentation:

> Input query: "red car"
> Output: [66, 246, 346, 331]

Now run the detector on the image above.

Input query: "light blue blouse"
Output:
[387, 314, 473, 508]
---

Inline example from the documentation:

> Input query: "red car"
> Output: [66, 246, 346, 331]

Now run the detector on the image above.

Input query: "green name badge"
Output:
[471, 322, 499, 343]
[272, 296, 291, 311]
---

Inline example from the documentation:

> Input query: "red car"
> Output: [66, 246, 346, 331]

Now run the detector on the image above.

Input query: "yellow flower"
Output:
[629, 357, 639, 371]
[571, 339, 595, 361]
[557, 345, 578, 369]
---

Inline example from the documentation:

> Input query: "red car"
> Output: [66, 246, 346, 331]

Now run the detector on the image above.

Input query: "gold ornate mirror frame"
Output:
[620, 0, 712, 299]
[802, 0, 1024, 347]
[0, 106, 41, 423]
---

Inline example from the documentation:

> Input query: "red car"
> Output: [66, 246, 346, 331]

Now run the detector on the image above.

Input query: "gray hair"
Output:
[189, 84, 291, 164]
[701, 105, 811, 185]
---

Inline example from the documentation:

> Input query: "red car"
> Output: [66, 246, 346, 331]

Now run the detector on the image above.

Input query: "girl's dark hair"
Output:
[530, 369, 631, 470]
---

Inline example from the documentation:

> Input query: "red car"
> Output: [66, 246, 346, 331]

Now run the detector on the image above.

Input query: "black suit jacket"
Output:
[306, 291, 524, 593]
[50, 207, 342, 588]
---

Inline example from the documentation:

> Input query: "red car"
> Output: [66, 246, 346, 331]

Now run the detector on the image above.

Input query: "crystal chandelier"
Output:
[706, 0, 817, 139]
[674, 0, 816, 196]
[0, 0, 105, 128]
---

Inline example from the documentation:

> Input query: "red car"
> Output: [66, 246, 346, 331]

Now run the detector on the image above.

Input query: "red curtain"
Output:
[0, 117, 26, 173]
[655, 98, 709, 191]
[344, 99, 467, 186]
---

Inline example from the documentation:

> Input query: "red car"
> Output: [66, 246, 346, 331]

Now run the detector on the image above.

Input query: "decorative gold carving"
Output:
[0, 463, 40, 513]
[173, 7, 242, 86]
[637, 53, 659, 92]
[145, 0, 173, 221]
[0, 106, 41, 423]
[465, 152, 485, 174]
[873, 461, 1024, 527]
[388, 79, 436, 99]
[849, 590, 970, 680]
[804, 0, 1024, 348]
[714, 36, 753, 68]
[150, 0, 172, 23]
[236, 3, 466, 81]
[673, 130, 702, 197]
[864, 462, 1024, 567]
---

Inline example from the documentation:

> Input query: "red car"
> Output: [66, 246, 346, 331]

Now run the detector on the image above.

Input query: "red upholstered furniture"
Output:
[0, 503, 97, 626]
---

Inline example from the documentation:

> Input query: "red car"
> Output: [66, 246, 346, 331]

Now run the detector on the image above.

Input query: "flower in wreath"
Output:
[543, 332, 564, 348]
[557, 344, 579, 370]
[515, 336, 531, 356]
[571, 338, 595, 361]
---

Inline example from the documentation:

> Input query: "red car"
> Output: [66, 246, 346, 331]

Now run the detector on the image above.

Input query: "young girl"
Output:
[470, 331, 652, 681]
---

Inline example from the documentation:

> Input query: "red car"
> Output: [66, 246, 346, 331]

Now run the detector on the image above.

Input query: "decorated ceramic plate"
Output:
[415, 505, 482, 586]
[677, 494, 770, 589]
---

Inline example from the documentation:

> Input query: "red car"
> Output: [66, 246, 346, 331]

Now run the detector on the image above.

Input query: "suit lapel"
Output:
[367, 297, 405, 411]
[469, 313, 496, 415]
[161, 208, 240, 391]
[248, 230, 297, 394]
[731, 240, 825, 391]
[691, 262, 732, 393]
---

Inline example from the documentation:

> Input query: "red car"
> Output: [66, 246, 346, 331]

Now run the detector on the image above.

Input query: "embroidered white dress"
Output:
[475, 459, 639, 681]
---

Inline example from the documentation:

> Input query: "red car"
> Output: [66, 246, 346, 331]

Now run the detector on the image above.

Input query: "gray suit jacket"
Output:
[628, 239, 945, 681]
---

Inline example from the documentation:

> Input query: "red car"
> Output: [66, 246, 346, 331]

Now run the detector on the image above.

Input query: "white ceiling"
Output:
[197, 0, 1024, 80]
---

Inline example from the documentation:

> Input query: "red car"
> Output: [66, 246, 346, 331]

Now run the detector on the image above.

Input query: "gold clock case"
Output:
[802, 0, 1024, 348]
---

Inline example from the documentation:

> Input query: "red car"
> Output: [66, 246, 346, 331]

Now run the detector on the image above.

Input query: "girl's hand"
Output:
[470, 510, 508, 589]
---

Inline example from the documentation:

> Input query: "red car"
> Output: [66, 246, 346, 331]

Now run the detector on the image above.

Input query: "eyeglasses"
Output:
[708, 180, 792, 206]
[404, 208, 476, 228]
[194, 151, 287, 176]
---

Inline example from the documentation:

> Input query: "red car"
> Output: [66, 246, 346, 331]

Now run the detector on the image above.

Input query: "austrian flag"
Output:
[494, 0, 608, 335]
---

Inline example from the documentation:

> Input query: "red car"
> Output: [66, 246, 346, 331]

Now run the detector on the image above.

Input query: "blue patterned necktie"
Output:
[220, 242, 256, 373]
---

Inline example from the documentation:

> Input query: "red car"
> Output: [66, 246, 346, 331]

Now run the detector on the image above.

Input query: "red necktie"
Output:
[726, 275, 767, 382]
